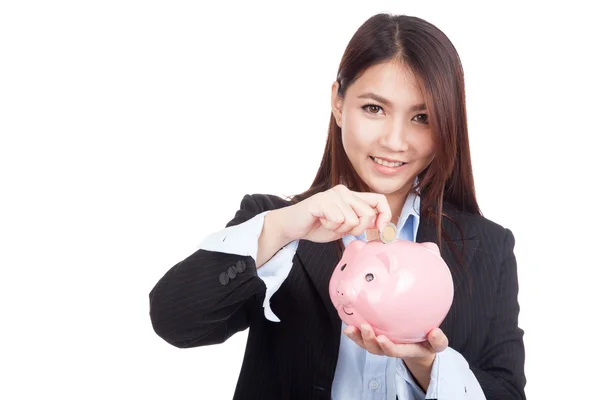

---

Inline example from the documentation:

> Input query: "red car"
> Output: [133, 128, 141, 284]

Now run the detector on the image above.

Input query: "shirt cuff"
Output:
[197, 210, 271, 260]
[197, 210, 299, 323]
[396, 348, 486, 399]
[256, 239, 298, 322]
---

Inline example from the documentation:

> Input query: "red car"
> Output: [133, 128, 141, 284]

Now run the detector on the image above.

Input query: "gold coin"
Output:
[365, 229, 380, 242]
[379, 223, 397, 244]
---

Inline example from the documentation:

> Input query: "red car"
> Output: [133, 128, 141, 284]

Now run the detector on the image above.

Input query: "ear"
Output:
[345, 239, 366, 253]
[331, 80, 343, 127]
[376, 252, 399, 274]
[421, 242, 441, 256]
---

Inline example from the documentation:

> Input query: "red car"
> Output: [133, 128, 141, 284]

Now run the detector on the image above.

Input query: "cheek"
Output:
[414, 131, 435, 160]
[340, 128, 361, 158]
[341, 111, 376, 155]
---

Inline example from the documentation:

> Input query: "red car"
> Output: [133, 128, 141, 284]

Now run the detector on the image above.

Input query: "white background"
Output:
[1, 1, 599, 399]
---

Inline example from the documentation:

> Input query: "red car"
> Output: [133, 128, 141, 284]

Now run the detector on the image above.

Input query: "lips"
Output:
[369, 155, 407, 175]
[342, 307, 354, 316]
[370, 156, 406, 167]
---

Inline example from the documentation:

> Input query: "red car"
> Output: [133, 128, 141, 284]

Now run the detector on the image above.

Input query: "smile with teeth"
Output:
[370, 156, 405, 167]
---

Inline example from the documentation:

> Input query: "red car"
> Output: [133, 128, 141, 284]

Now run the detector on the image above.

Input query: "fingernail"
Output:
[360, 324, 369, 332]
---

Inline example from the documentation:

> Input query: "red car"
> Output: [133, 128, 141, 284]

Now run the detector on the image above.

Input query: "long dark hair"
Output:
[290, 13, 482, 256]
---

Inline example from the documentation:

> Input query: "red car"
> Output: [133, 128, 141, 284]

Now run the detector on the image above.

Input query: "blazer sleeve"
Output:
[197, 209, 300, 323]
[471, 228, 527, 399]
[148, 194, 284, 348]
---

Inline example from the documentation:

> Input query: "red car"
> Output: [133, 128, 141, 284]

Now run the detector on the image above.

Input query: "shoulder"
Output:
[240, 193, 293, 212]
[443, 202, 515, 251]
[225, 193, 292, 228]
[443, 204, 518, 291]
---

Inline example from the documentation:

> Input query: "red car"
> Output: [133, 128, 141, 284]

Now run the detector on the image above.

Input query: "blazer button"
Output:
[235, 260, 246, 273]
[219, 271, 230, 285]
[227, 266, 237, 279]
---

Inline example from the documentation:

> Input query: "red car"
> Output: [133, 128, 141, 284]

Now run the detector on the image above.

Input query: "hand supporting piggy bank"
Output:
[328, 239, 454, 344]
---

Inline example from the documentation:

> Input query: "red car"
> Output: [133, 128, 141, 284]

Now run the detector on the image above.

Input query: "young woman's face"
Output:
[332, 60, 435, 198]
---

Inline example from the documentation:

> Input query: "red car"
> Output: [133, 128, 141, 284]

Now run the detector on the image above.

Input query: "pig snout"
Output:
[336, 280, 357, 306]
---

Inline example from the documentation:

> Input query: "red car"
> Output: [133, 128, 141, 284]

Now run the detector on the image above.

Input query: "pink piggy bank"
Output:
[328, 239, 454, 343]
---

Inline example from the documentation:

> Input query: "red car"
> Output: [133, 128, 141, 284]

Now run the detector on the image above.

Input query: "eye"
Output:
[341, 263, 347, 271]
[362, 104, 383, 115]
[365, 273, 374, 282]
[412, 113, 428, 124]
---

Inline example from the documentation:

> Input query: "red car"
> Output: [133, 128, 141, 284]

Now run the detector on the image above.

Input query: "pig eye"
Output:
[365, 273, 374, 282]
[341, 263, 347, 271]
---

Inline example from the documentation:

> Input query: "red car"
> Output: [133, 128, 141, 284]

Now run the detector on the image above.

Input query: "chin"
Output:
[364, 177, 409, 195]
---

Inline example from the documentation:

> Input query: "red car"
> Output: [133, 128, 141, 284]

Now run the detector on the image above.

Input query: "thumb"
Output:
[428, 328, 448, 352]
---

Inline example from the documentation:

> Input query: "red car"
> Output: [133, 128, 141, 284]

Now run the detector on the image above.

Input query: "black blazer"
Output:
[149, 193, 526, 400]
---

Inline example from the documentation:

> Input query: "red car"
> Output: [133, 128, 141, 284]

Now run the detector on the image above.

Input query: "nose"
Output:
[336, 280, 357, 305]
[381, 119, 409, 152]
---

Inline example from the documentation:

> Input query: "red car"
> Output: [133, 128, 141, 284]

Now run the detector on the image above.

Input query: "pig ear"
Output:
[345, 239, 366, 253]
[421, 242, 441, 256]
[376, 252, 398, 274]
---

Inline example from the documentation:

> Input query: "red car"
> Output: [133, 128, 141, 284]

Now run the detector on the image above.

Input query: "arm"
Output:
[395, 228, 526, 399]
[470, 228, 526, 399]
[396, 349, 487, 399]
[196, 199, 293, 269]
[148, 194, 297, 348]
[197, 203, 300, 322]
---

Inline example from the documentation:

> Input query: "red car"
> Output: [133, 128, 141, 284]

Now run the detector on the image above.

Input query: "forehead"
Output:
[346, 60, 425, 107]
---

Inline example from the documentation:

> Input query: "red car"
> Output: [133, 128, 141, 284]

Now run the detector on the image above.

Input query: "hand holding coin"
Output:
[366, 222, 397, 244]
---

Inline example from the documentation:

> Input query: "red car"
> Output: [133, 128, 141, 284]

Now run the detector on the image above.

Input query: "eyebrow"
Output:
[357, 92, 427, 112]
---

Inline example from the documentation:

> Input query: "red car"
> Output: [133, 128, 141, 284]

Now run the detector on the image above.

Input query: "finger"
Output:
[330, 186, 370, 235]
[345, 194, 377, 237]
[333, 200, 360, 234]
[375, 335, 397, 355]
[360, 324, 384, 355]
[347, 215, 374, 237]
[427, 328, 449, 352]
[353, 192, 392, 231]
[317, 194, 345, 231]
[376, 335, 431, 358]
[320, 189, 359, 234]
[343, 326, 366, 349]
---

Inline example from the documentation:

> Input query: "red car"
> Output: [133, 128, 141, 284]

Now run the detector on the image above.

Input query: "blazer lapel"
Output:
[416, 204, 479, 294]
[295, 239, 342, 328]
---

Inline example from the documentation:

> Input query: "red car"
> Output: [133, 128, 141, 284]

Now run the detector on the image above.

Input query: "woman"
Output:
[149, 13, 526, 400]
